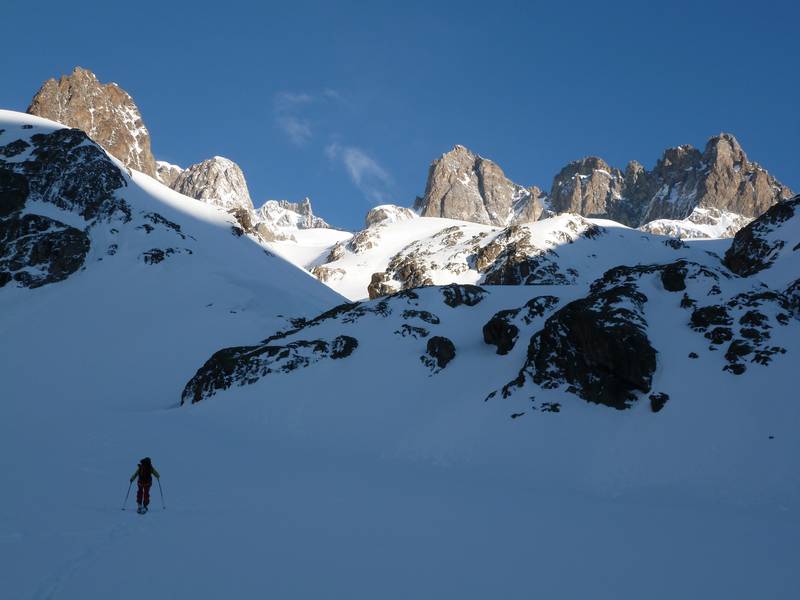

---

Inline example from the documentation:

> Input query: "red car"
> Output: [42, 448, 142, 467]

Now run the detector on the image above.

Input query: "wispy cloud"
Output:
[273, 91, 314, 112]
[277, 115, 313, 146]
[273, 92, 315, 146]
[326, 143, 393, 203]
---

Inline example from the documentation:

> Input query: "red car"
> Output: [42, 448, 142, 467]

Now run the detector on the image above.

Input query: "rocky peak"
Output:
[27, 66, 157, 177]
[256, 197, 331, 231]
[365, 204, 417, 228]
[641, 132, 792, 223]
[155, 160, 184, 187]
[548, 156, 631, 223]
[413, 145, 535, 226]
[171, 156, 254, 213]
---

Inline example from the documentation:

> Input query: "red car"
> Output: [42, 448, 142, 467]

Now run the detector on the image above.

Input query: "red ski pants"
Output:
[136, 481, 152, 506]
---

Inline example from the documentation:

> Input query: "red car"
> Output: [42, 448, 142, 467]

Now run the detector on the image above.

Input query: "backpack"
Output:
[139, 458, 152, 484]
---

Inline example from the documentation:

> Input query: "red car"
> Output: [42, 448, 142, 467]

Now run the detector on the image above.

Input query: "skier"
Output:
[130, 457, 160, 513]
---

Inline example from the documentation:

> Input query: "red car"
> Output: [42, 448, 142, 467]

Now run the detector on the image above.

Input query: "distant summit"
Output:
[414, 135, 793, 236]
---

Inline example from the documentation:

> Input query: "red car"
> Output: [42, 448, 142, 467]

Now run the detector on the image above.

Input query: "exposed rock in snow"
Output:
[182, 334, 358, 404]
[501, 260, 728, 408]
[482, 296, 560, 355]
[421, 335, 456, 372]
[365, 204, 417, 228]
[27, 67, 157, 177]
[155, 160, 184, 187]
[0, 125, 130, 288]
[254, 197, 330, 241]
[639, 207, 753, 239]
[413, 145, 541, 226]
[724, 195, 800, 278]
[171, 156, 254, 213]
[358, 215, 603, 299]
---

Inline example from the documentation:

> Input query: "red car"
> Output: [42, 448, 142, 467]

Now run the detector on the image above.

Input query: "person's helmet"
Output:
[141, 457, 151, 465]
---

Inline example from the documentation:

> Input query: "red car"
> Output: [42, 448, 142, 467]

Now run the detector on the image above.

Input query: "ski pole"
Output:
[157, 478, 166, 509]
[122, 480, 133, 511]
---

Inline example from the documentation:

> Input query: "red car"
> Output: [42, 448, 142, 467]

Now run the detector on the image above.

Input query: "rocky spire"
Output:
[27, 66, 157, 177]
[171, 156, 254, 213]
[413, 145, 536, 226]
[548, 157, 637, 224]
[638, 133, 793, 223]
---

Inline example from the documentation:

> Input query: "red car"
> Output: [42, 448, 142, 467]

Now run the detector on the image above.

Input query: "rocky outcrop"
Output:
[27, 67, 157, 177]
[365, 204, 417, 228]
[0, 214, 90, 288]
[421, 336, 456, 372]
[356, 215, 603, 299]
[499, 261, 727, 409]
[510, 273, 657, 409]
[155, 161, 183, 187]
[689, 290, 791, 375]
[413, 145, 539, 226]
[181, 335, 358, 404]
[723, 195, 800, 277]
[0, 126, 129, 288]
[256, 198, 330, 232]
[483, 296, 560, 355]
[171, 156, 254, 213]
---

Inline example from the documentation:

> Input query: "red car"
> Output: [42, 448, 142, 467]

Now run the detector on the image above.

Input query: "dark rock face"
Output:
[649, 392, 669, 413]
[1, 126, 129, 288]
[660, 263, 687, 291]
[421, 336, 456, 372]
[483, 295, 560, 355]
[724, 196, 800, 276]
[483, 316, 519, 355]
[182, 335, 358, 404]
[497, 262, 720, 409]
[441, 284, 486, 307]
[512, 276, 657, 410]
[0, 214, 89, 288]
[27, 66, 157, 177]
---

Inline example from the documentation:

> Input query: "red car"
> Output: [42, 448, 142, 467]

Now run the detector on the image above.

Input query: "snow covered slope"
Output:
[2, 105, 798, 600]
[309, 211, 733, 301]
[0, 108, 342, 408]
[639, 206, 752, 239]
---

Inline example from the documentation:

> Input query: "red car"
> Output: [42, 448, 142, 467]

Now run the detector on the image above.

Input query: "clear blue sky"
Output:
[2, 0, 798, 230]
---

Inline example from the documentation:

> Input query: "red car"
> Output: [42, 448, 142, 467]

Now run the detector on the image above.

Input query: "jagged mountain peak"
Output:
[414, 144, 539, 227]
[26, 66, 157, 177]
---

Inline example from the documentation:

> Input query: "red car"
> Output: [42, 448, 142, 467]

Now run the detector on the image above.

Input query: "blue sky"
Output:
[2, 0, 798, 230]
